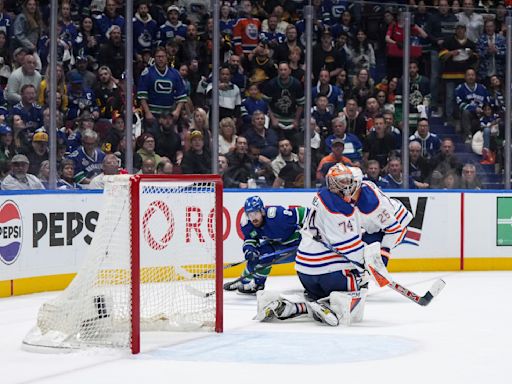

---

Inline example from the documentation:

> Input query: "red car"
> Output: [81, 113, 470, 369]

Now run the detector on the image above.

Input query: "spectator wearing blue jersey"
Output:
[67, 129, 105, 185]
[241, 83, 268, 129]
[325, 116, 363, 163]
[137, 46, 187, 133]
[408, 118, 441, 161]
[157, 5, 187, 46]
[312, 69, 344, 114]
[363, 159, 390, 189]
[132, 1, 158, 55]
[382, 157, 419, 189]
[455, 68, 490, 143]
[10, 84, 43, 132]
[93, 0, 125, 43]
[67, 72, 99, 121]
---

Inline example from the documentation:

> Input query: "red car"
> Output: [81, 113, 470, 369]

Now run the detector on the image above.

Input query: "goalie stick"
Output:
[364, 242, 446, 306]
[305, 230, 446, 307]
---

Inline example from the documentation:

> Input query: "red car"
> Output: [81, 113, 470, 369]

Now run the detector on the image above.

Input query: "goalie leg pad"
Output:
[256, 291, 307, 321]
[346, 289, 368, 323]
[328, 292, 352, 326]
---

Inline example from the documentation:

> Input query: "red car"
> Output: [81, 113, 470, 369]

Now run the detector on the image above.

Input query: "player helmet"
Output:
[326, 163, 361, 200]
[244, 196, 264, 214]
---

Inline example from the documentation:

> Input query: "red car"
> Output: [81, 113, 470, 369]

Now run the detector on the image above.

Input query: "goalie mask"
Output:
[326, 164, 362, 201]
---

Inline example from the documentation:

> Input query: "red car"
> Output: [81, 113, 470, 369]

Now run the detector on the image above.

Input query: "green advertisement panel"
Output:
[497, 197, 512, 246]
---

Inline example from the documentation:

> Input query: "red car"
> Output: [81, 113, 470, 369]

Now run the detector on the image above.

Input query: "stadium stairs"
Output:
[428, 116, 504, 189]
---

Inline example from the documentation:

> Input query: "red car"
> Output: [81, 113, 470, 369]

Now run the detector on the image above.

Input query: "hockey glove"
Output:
[381, 247, 391, 267]
[244, 248, 260, 262]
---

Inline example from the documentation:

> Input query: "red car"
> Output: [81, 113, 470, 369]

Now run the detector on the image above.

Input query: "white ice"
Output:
[2, 271, 510, 384]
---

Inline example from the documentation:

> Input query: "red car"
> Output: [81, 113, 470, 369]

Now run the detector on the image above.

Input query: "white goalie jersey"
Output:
[296, 187, 365, 275]
[355, 180, 413, 250]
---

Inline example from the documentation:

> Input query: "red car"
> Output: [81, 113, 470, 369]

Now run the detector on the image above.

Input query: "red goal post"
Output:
[130, 174, 224, 354]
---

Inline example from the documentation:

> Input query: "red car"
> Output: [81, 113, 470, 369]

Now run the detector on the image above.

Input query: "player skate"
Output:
[237, 279, 265, 294]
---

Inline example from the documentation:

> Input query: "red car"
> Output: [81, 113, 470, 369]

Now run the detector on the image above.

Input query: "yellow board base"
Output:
[3, 257, 512, 297]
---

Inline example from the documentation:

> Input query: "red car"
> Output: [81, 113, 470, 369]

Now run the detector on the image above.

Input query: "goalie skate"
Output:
[307, 301, 339, 326]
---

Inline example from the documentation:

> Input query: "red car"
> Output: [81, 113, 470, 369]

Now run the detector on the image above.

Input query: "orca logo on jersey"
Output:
[142, 200, 175, 250]
[393, 196, 427, 246]
[0, 200, 22, 265]
[154, 80, 173, 94]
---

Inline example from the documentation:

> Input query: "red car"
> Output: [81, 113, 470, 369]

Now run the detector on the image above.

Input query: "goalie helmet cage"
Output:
[23, 174, 223, 354]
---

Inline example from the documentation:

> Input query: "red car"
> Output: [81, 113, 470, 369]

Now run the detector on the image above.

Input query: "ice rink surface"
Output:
[2, 271, 511, 384]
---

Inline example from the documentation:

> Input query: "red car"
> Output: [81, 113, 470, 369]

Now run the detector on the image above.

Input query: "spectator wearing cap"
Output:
[316, 137, 353, 184]
[312, 28, 345, 83]
[133, 0, 158, 55]
[94, 0, 125, 43]
[154, 111, 183, 165]
[137, 46, 187, 132]
[325, 116, 363, 163]
[67, 71, 99, 121]
[94, 65, 123, 120]
[1, 153, 44, 190]
[38, 63, 68, 112]
[157, 5, 187, 47]
[67, 128, 105, 184]
[20, 130, 48, 175]
[67, 55, 97, 90]
[5, 53, 41, 105]
[134, 132, 161, 172]
[0, 124, 17, 162]
[98, 24, 125, 79]
[12, 0, 42, 53]
[180, 130, 212, 174]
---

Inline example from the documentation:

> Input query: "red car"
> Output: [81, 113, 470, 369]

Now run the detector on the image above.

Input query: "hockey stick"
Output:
[222, 246, 299, 291]
[189, 260, 246, 279]
[184, 246, 299, 298]
[364, 242, 446, 306]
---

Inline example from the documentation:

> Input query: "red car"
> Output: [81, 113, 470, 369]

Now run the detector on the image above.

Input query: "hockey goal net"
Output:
[23, 174, 223, 354]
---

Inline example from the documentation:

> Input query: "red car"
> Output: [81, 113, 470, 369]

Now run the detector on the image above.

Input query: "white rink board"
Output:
[464, 192, 512, 258]
[0, 189, 503, 282]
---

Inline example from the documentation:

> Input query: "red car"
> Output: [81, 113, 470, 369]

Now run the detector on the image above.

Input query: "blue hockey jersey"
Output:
[455, 83, 490, 113]
[132, 14, 158, 54]
[241, 206, 308, 255]
[67, 146, 105, 183]
[137, 65, 187, 115]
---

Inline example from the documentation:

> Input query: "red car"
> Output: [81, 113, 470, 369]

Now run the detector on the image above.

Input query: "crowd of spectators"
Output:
[0, 0, 508, 191]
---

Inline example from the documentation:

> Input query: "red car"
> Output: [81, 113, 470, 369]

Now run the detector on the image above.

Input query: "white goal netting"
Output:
[23, 175, 221, 352]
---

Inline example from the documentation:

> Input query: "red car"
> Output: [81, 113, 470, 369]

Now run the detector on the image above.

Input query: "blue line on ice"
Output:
[143, 331, 419, 364]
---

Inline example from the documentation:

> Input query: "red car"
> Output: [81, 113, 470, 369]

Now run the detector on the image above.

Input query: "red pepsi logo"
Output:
[0, 200, 22, 265]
